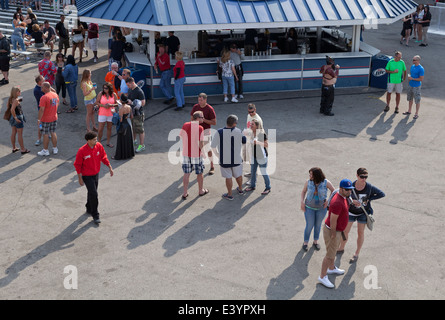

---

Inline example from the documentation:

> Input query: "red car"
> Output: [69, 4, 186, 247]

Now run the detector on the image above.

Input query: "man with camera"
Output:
[319, 56, 340, 116]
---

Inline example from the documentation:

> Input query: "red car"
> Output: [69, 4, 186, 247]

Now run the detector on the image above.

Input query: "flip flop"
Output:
[261, 189, 271, 195]
[21, 149, 31, 154]
[12, 148, 20, 153]
[383, 105, 390, 112]
[65, 108, 75, 113]
[413, 115, 419, 119]
[349, 255, 359, 264]
[106, 143, 114, 148]
[394, 108, 399, 114]
[199, 189, 209, 196]
[181, 193, 189, 200]
[402, 112, 411, 115]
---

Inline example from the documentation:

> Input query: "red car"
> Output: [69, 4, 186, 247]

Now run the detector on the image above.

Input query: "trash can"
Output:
[369, 54, 391, 89]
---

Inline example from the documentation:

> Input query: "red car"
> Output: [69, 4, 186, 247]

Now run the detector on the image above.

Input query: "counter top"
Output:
[125, 51, 372, 67]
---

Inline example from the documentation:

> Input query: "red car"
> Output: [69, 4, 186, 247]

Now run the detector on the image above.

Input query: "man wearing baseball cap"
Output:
[318, 179, 355, 288]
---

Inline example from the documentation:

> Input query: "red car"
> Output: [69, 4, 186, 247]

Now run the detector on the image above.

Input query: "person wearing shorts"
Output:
[37, 82, 59, 156]
[384, 51, 406, 114]
[96, 82, 118, 147]
[404, 55, 424, 119]
[318, 179, 354, 289]
[87, 22, 99, 62]
[179, 111, 208, 199]
[211, 115, 246, 201]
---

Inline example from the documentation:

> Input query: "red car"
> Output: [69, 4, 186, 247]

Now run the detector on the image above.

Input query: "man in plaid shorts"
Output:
[37, 82, 59, 156]
[179, 111, 209, 199]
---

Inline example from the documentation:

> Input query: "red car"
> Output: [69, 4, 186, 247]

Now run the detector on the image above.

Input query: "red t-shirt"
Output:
[74, 142, 110, 176]
[155, 53, 171, 71]
[190, 104, 216, 132]
[325, 193, 349, 232]
[88, 23, 99, 39]
[173, 60, 185, 79]
[180, 122, 204, 157]
[39, 91, 59, 123]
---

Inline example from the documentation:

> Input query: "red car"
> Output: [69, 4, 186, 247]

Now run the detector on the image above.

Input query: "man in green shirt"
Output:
[384, 51, 406, 113]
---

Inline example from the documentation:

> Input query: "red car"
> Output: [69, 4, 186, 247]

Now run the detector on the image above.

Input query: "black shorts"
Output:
[0, 55, 10, 72]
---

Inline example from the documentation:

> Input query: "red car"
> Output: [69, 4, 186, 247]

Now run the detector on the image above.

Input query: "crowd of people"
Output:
[399, 4, 432, 47]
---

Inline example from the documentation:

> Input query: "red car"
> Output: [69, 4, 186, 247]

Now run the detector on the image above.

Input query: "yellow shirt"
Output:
[83, 81, 97, 101]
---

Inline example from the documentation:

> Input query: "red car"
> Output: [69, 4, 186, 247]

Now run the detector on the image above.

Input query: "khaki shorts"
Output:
[387, 82, 403, 94]
[132, 114, 144, 134]
[220, 164, 243, 179]
[323, 225, 342, 260]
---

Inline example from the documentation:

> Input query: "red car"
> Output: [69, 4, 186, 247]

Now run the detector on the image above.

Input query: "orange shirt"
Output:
[39, 91, 59, 123]
[104, 71, 119, 96]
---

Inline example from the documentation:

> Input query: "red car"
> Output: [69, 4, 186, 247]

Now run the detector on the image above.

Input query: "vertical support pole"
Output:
[351, 25, 361, 52]
[149, 30, 156, 99]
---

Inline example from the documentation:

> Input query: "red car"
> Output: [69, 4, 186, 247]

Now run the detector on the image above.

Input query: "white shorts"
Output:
[387, 82, 403, 94]
[98, 115, 113, 123]
[88, 38, 98, 51]
[220, 165, 243, 179]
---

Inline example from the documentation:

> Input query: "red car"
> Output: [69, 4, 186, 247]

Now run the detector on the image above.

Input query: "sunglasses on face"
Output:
[359, 175, 368, 179]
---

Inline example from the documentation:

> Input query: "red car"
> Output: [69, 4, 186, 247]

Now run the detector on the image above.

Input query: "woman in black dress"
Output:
[113, 94, 135, 160]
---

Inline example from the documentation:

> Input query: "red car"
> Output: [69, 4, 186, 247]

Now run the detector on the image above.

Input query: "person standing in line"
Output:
[229, 43, 244, 99]
[219, 50, 239, 103]
[62, 55, 79, 113]
[243, 119, 271, 195]
[74, 131, 114, 225]
[179, 111, 209, 199]
[190, 93, 216, 175]
[418, 5, 431, 47]
[154, 44, 175, 104]
[38, 51, 57, 86]
[300, 167, 335, 251]
[318, 179, 354, 289]
[37, 82, 59, 156]
[211, 115, 246, 201]
[319, 56, 339, 116]
[338, 168, 385, 264]
[403, 55, 424, 119]
[173, 51, 186, 111]
[5, 86, 30, 154]
[80, 69, 98, 132]
[384, 51, 406, 114]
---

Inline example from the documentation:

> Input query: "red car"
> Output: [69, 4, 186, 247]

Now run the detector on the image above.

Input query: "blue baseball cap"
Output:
[339, 179, 354, 189]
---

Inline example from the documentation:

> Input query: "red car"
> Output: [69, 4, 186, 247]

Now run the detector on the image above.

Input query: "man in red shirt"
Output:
[37, 82, 59, 156]
[318, 179, 354, 288]
[179, 111, 208, 199]
[87, 22, 99, 63]
[154, 44, 174, 104]
[190, 93, 216, 175]
[74, 131, 114, 224]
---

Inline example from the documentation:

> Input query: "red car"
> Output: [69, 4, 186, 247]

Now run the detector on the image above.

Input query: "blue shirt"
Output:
[409, 64, 424, 88]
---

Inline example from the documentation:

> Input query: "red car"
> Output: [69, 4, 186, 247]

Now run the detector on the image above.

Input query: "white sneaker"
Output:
[224, 97, 228, 102]
[239, 95, 244, 99]
[93, 58, 97, 63]
[327, 266, 345, 275]
[52, 147, 58, 155]
[37, 149, 50, 156]
[231, 97, 238, 103]
[318, 275, 335, 288]
[234, 94, 238, 98]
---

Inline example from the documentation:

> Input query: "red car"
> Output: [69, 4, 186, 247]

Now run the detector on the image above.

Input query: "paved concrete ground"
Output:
[0, 18, 444, 301]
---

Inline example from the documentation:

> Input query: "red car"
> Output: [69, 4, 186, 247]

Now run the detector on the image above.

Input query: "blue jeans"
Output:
[250, 158, 271, 190]
[222, 75, 235, 95]
[67, 82, 78, 109]
[174, 77, 186, 107]
[11, 35, 26, 51]
[304, 207, 327, 242]
[0, 0, 9, 10]
[160, 69, 173, 99]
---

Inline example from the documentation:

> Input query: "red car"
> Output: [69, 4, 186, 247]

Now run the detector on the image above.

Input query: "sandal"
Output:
[261, 189, 271, 195]
[199, 189, 209, 196]
[402, 112, 411, 115]
[106, 143, 114, 148]
[413, 114, 419, 119]
[181, 193, 188, 200]
[349, 255, 359, 264]
[12, 148, 20, 153]
[394, 107, 399, 114]
[21, 149, 31, 154]
[244, 187, 255, 192]
[66, 108, 75, 113]
[63, 101, 68, 106]
[383, 105, 390, 112]
[73, 106, 78, 111]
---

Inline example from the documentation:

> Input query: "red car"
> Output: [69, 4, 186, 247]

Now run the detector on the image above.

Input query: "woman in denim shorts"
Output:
[338, 168, 385, 263]
[80, 69, 98, 132]
[6, 86, 30, 154]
